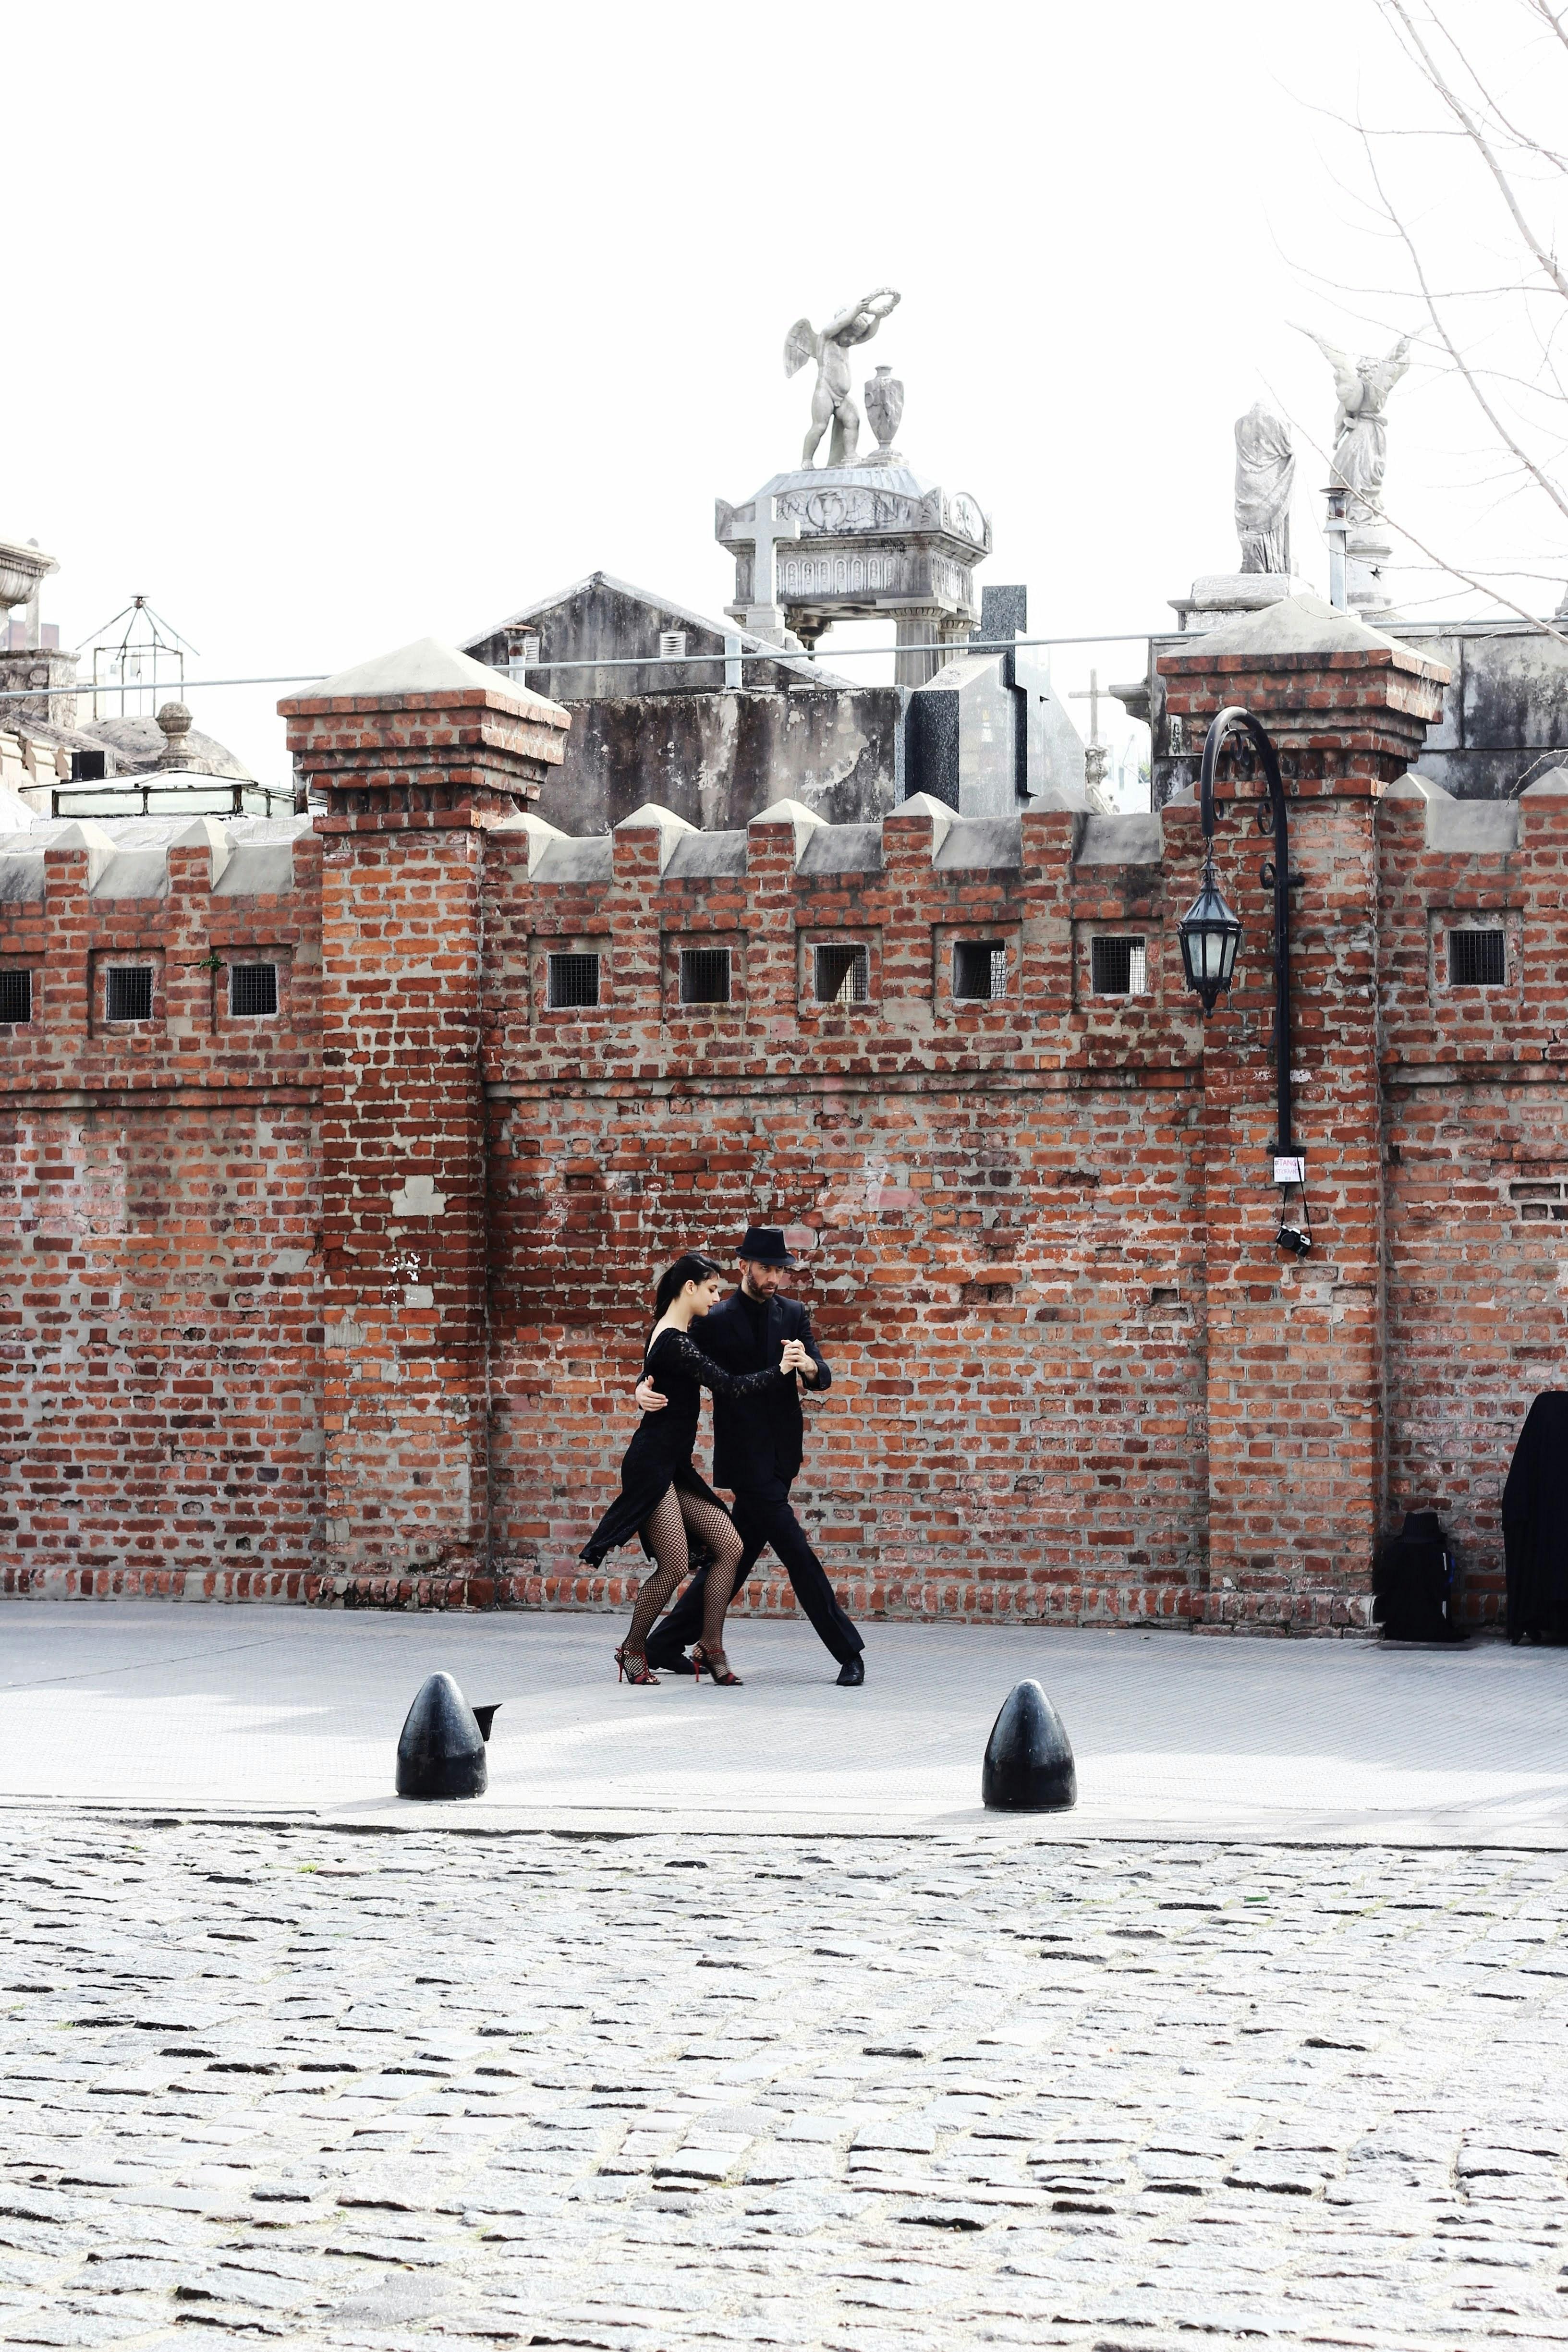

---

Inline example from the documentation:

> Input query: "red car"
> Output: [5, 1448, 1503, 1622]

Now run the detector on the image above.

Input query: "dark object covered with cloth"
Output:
[1373, 1510, 1465, 1644]
[1503, 1390, 1568, 1644]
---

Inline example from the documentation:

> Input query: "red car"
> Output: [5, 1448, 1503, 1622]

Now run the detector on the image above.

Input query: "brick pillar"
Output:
[1158, 601, 1447, 1631]
[280, 640, 568, 1604]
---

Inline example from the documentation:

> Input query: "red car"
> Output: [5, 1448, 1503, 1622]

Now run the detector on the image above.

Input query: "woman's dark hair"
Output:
[654, 1252, 725, 1319]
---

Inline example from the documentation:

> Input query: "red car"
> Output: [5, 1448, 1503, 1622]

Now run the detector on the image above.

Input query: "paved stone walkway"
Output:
[3, 1815, 1566, 2350]
[5, 1606, 1568, 1842]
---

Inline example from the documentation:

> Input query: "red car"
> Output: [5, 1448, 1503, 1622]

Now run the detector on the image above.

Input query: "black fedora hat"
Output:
[738, 1226, 795, 1266]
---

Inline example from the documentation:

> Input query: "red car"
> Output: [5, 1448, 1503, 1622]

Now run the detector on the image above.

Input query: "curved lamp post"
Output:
[1177, 703, 1300, 1161]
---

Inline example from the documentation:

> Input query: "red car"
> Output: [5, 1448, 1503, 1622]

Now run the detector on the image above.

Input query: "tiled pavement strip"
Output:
[2, 1817, 1567, 2352]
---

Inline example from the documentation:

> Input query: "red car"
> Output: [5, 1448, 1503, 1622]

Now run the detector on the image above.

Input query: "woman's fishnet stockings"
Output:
[625, 1486, 744, 1660]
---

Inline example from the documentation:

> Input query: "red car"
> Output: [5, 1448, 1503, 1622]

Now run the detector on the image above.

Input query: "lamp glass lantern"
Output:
[1178, 852, 1243, 1014]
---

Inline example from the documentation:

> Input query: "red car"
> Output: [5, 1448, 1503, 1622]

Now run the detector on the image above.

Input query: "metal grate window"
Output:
[547, 951, 602, 1009]
[814, 943, 870, 1005]
[679, 946, 731, 1005]
[1448, 927, 1506, 987]
[105, 966, 153, 1022]
[1091, 935, 1148, 997]
[658, 630, 688, 660]
[954, 939, 1008, 1001]
[0, 971, 32, 1023]
[229, 962, 279, 1018]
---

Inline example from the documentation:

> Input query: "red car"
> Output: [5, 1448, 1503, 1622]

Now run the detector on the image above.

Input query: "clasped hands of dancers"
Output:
[580, 1227, 866, 1688]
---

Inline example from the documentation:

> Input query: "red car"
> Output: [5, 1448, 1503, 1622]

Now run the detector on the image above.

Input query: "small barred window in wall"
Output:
[814, 943, 869, 1005]
[679, 947, 731, 1005]
[658, 630, 688, 660]
[1448, 928, 1506, 987]
[1092, 936, 1147, 997]
[547, 951, 601, 1009]
[954, 940, 1008, 1001]
[0, 970, 32, 1023]
[105, 966, 153, 1022]
[230, 963, 279, 1018]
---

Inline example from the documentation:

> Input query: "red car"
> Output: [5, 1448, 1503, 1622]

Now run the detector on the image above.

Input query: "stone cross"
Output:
[1070, 669, 1108, 745]
[741, 495, 802, 639]
[1070, 669, 1113, 806]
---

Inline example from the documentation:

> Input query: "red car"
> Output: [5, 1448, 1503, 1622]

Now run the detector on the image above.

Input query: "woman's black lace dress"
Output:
[580, 1325, 783, 1568]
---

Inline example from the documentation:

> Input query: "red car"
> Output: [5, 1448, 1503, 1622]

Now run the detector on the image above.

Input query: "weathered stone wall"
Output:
[533, 689, 899, 837]
[462, 571, 901, 837]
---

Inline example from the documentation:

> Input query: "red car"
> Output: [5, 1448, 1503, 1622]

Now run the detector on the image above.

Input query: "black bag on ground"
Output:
[1373, 1510, 1465, 1643]
[1502, 1391, 1568, 1644]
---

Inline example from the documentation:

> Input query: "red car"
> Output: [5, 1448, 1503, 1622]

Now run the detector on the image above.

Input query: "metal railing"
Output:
[49, 776, 300, 819]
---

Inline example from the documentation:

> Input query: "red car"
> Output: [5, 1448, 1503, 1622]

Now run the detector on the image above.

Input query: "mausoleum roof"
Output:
[82, 712, 255, 781]
[461, 572, 852, 691]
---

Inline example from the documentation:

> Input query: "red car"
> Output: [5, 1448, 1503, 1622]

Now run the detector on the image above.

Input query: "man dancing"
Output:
[636, 1227, 865, 1685]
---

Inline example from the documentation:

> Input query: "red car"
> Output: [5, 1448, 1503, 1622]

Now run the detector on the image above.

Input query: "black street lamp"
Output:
[1177, 704, 1300, 1160]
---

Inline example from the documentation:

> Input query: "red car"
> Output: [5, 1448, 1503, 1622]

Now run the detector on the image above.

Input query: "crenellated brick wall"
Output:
[0, 814, 324, 1595]
[3, 602, 1564, 1630]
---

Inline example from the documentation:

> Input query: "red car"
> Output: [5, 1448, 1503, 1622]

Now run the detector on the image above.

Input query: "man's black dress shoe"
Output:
[836, 1656, 865, 1686]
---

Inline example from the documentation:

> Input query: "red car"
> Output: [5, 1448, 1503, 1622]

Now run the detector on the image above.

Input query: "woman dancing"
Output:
[581, 1252, 792, 1687]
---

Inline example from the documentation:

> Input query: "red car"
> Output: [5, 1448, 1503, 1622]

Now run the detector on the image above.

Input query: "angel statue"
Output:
[785, 289, 901, 468]
[1301, 329, 1412, 524]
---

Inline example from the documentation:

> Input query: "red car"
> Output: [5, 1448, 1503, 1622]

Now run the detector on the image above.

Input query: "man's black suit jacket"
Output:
[697, 1290, 829, 1492]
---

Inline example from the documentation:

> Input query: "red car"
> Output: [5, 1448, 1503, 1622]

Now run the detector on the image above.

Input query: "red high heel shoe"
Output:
[691, 1642, 743, 1686]
[615, 1646, 660, 1685]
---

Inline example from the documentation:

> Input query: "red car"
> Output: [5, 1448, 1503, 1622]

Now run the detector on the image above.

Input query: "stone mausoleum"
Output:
[2, 594, 1565, 1635]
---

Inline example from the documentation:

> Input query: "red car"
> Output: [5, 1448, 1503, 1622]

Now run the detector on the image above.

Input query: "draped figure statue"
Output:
[1234, 404, 1295, 574]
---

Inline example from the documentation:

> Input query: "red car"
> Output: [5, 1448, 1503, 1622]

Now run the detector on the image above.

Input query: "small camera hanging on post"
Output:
[1273, 1153, 1311, 1257]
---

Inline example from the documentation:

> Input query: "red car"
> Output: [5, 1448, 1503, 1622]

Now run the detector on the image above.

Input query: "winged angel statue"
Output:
[1302, 330, 1412, 523]
[785, 288, 900, 468]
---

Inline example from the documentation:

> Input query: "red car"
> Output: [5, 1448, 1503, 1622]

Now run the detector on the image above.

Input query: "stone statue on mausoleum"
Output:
[1301, 328, 1412, 618]
[718, 291, 990, 684]
[1305, 330, 1412, 525]
[784, 289, 901, 469]
[1234, 403, 1295, 576]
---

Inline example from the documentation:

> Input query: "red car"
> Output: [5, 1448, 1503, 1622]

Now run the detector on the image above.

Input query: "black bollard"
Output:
[981, 1678, 1077, 1812]
[395, 1672, 488, 1800]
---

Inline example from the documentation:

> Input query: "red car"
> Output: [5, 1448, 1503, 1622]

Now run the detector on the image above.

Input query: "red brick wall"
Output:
[5, 621, 1563, 1633]
[1378, 772, 1568, 1623]
[483, 799, 1211, 1625]
[282, 660, 566, 1608]
[1158, 633, 1446, 1627]
[0, 823, 325, 1598]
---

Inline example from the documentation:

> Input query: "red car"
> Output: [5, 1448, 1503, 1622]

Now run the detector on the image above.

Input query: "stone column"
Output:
[1157, 599, 1447, 1631]
[894, 612, 972, 690]
[280, 641, 568, 1604]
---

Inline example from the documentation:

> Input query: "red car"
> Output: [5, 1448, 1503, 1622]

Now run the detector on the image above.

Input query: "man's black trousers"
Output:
[644, 1487, 863, 1667]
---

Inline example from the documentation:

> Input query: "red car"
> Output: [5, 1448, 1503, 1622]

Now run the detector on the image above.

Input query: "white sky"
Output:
[7, 0, 1564, 793]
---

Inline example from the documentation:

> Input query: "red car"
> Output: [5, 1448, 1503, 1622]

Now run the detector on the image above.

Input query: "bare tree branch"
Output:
[1360, 132, 1568, 524]
[1261, 379, 1568, 646]
[1375, 0, 1568, 300]
[1523, 0, 1568, 64]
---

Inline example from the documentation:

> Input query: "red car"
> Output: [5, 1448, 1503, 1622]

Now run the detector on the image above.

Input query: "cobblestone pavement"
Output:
[3, 1815, 1567, 2351]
